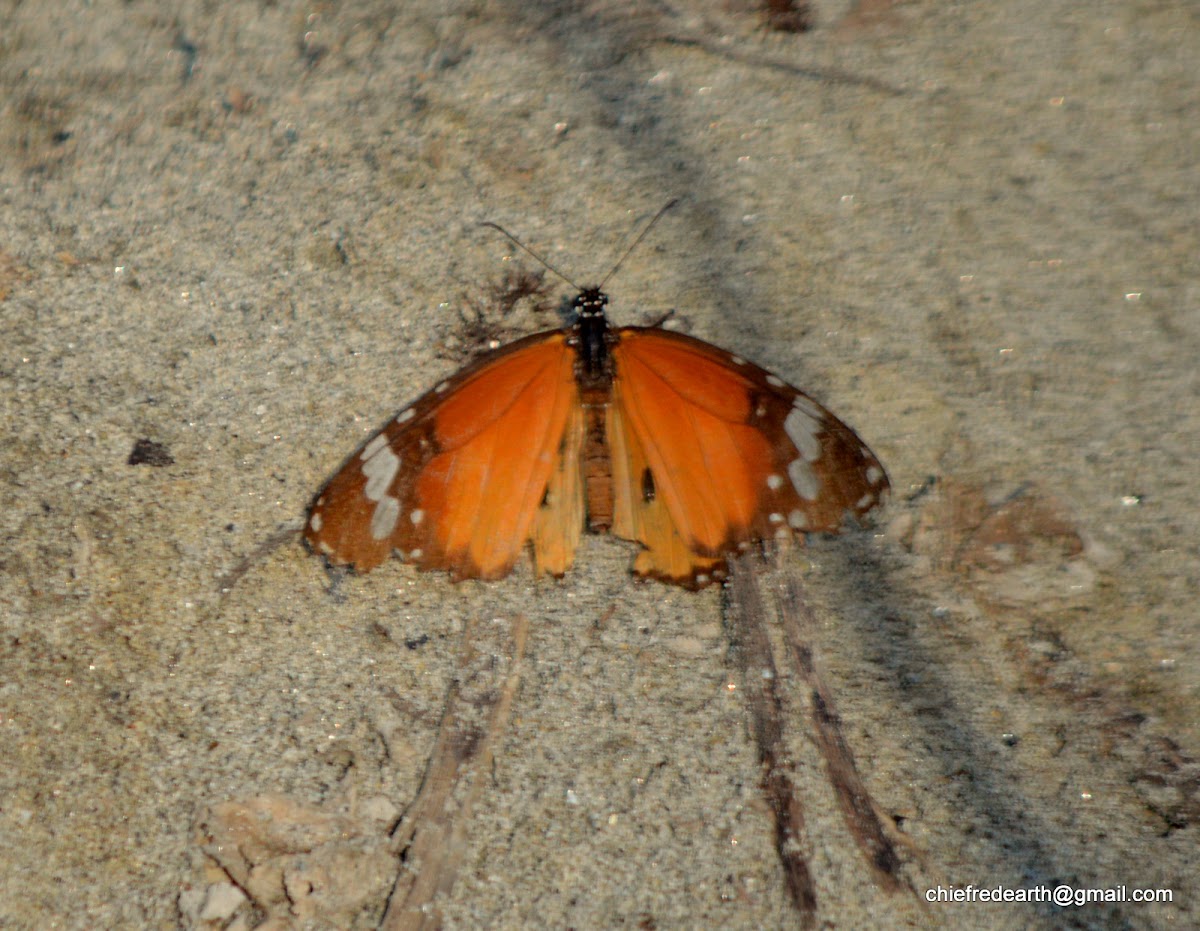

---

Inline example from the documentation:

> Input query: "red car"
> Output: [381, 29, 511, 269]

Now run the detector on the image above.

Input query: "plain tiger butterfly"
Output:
[305, 209, 888, 589]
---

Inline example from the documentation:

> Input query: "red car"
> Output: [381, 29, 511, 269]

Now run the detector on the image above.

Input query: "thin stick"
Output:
[777, 574, 909, 893]
[727, 555, 819, 927]
[380, 613, 531, 931]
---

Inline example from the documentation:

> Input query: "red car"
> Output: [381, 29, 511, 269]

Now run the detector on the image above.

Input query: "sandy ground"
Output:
[2, 0, 1197, 928]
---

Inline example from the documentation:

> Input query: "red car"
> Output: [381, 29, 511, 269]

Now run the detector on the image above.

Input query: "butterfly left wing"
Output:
[306, 330, 581, 580]
[530, 398, 586, 577]
[608, 327, 888, 586]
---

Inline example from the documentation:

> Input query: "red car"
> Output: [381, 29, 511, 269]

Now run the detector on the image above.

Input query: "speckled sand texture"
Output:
[1, 1, 1197, 928]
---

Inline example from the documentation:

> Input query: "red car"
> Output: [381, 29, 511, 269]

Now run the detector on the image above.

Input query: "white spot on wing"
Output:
[410, 508, 425, 526]
[788, 458, 821, 501]
[866, 465, 884, 486]
[730, 355, 746, 366]
[309, 512, 323, 533]
[362, 444, 400, 501]
[792, 395, 824, 421]
[435, 381, 450, 394]
[788, 509, 809, 530]
[396, 408, 415, 423]
[766, 473, 783, 491]
[766, 374, 784, 388]
[361, 433, 388, 461]
[784, 404, 823, 462]
[769, 512, 784, 524]
[370, 495, 401, 539]
[855, 493, 875, 510]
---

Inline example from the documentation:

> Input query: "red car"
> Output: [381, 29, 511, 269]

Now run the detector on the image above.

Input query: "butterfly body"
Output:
[306, 287, 888, 588]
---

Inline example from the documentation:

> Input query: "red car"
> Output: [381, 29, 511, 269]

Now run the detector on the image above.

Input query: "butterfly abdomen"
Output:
[582, 391, 615, 534]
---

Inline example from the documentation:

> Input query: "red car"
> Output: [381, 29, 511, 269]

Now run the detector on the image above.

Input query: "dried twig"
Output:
[778, 573, 909, 893]
[214, 524, 302, 594]
[726, 556, 819, 927]
[380, 614, 531, 931]
[727, 552, 916, 924]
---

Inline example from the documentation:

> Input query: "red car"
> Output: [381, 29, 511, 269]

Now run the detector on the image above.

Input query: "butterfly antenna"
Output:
[478, 221, 581, 290]
[599, 198, 679, 289]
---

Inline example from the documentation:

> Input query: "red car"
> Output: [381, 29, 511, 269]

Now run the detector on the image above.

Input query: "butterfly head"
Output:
[573, 286, 609, 321]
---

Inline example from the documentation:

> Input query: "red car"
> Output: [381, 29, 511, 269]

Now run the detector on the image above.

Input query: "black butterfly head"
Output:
[573, 286, 609, 321]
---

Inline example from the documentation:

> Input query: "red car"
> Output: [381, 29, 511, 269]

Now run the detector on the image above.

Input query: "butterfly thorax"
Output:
[572, 287, 613, 389]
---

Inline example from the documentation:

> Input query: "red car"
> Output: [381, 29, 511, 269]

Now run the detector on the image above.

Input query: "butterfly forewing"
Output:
[305, 331, 577, 579]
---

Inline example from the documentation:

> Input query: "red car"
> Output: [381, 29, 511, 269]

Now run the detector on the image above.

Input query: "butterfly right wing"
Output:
[608, 326, 888, 586]
[306, 330, 580, 580]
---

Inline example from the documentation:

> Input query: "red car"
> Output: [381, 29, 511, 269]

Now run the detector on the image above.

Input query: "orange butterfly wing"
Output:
[608, 327, 889, 587]
[607, 389, 725, 584]
[305, 331, 581, 580]
[530, 398, 586, 577]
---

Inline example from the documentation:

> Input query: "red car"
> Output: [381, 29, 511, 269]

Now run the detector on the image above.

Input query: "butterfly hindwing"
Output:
[530, 396, 586, 578]
[608, 381, 726, 586]
[306, 331, 578, 580]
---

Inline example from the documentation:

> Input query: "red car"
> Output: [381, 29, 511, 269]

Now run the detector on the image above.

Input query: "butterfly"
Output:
[305, 221, 888, 589]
